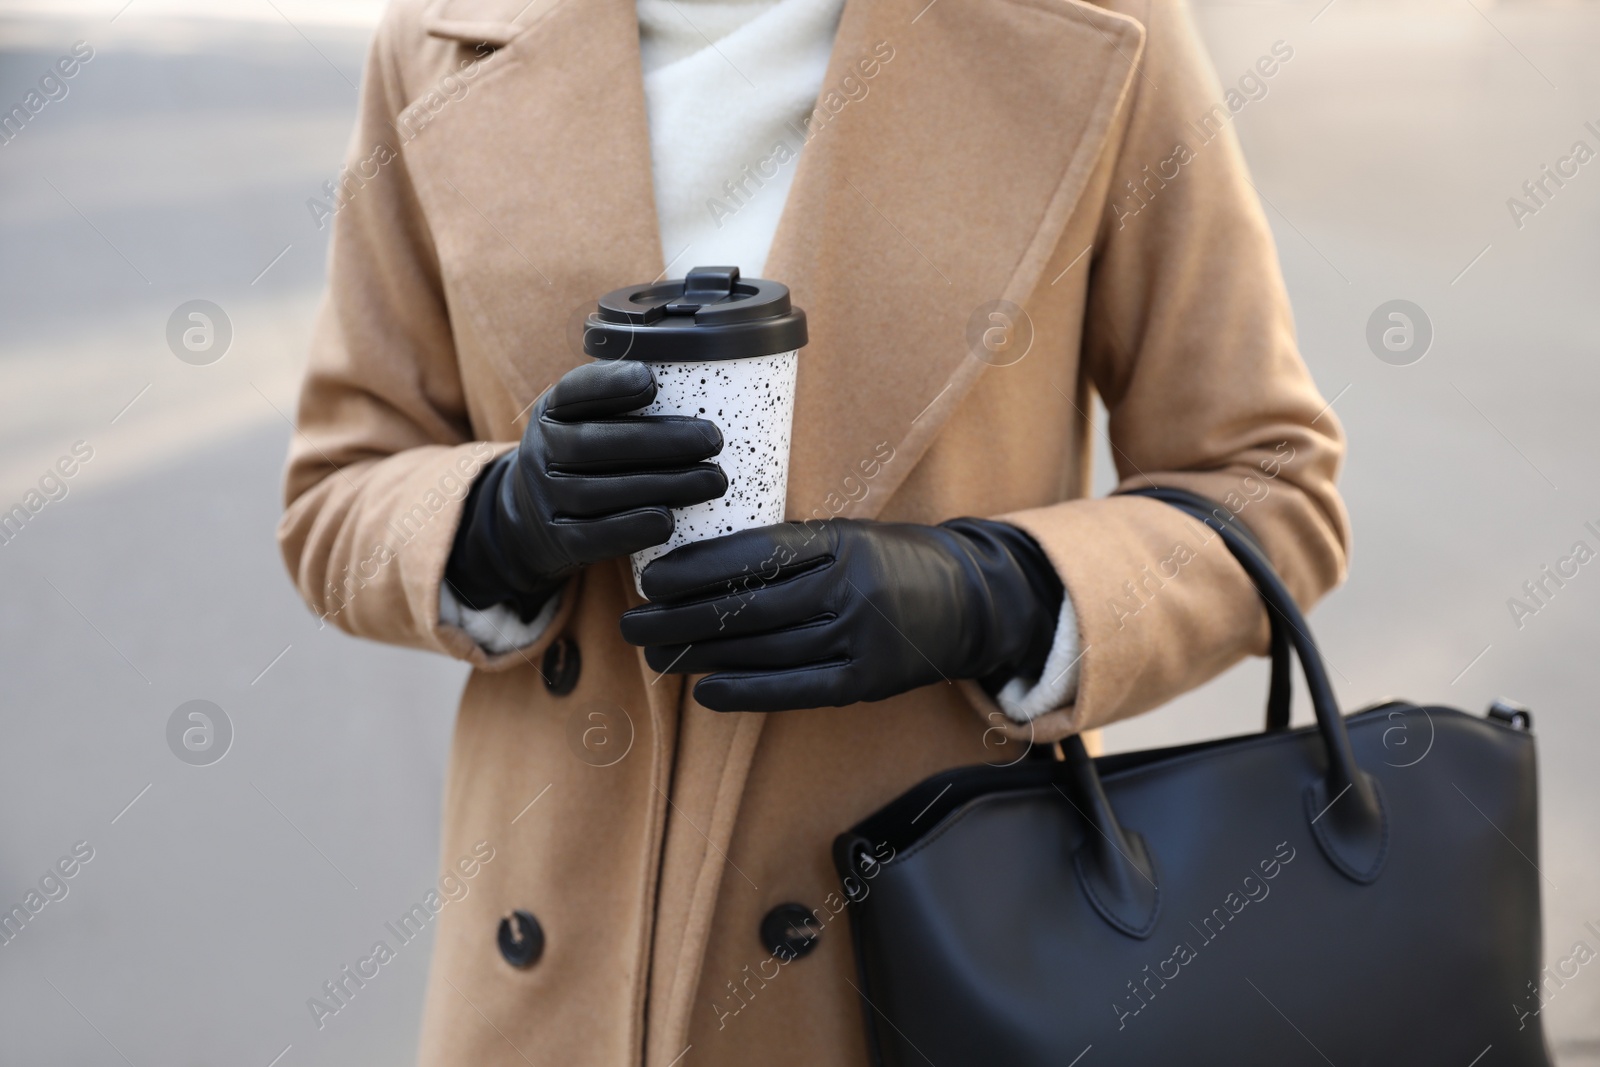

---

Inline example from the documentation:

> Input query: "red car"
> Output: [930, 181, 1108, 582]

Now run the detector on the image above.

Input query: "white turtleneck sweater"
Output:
[444, 0, 1082, 721]
[636, 0, 844, 275]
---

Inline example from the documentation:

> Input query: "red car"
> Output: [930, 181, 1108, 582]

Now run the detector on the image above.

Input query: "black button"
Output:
[760, 902, 820, 960]
[543, 636, 580, 695]
[498, 910, 544, 969]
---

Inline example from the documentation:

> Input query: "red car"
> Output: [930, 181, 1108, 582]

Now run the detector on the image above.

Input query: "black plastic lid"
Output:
[583, 266, 807, 362]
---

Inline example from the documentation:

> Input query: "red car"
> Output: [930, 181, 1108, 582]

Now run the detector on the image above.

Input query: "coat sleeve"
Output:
[994, 0, 1350, 739]
[277, 9, 570, 671]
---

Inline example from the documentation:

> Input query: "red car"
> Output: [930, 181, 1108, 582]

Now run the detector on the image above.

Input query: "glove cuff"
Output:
[445, 451, 565, 622]
[938, 517, 1065, 685]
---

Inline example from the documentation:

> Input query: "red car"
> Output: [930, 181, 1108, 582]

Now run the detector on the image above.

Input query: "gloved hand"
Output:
[618, 517, 1064, 712]
[445, 360, 727, 618]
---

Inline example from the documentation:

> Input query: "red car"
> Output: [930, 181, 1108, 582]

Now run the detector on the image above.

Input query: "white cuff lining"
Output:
[995, 590, 1082, 723]
[439, 584, 560, 655]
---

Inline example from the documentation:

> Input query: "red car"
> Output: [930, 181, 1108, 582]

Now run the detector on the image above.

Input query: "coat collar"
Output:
[409, 2, 1143, 1060]
[411, 0, 1143, 523]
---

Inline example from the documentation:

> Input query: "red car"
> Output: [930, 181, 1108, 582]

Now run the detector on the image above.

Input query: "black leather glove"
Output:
[617, 517, 1064, 712]
[445, 360, 727, 618]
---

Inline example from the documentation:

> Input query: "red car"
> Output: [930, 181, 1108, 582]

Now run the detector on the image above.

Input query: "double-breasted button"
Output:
[498, 910, 544, 969]
[542, 636, 581, 695]
[760, 902, 821, 960]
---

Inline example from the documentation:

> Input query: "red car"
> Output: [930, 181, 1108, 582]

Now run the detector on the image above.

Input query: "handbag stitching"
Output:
[884, 708, 1396, 864]
[881, 707, 1514, 876]
[1073, 835, 1161, 939]
[893, 786, 1057, 864]
[880, 788, 1165, 938]
[1091, 705, 1420, 789]
[1303, 773, 1391, 885]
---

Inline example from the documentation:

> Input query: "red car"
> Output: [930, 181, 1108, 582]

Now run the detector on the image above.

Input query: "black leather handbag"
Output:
[833, 488, 1552, 1066]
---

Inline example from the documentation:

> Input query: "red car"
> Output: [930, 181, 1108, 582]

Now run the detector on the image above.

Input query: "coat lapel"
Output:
[422, 0, 559, 47]
[409, 0, 663, 426]
[411, 0, 1144, 465]
[766, 0, 1145, 526]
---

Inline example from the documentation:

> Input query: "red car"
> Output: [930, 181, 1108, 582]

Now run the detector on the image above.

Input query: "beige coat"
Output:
[278, 0, 1349, 1062]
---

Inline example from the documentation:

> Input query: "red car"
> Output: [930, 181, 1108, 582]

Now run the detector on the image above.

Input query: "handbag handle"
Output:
[1064, 488, 1388, 939]
[1120, 487, 1293, 730]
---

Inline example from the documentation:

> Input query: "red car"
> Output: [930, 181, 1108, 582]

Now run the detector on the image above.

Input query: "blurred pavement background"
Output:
[1, 0, 1597, 1063]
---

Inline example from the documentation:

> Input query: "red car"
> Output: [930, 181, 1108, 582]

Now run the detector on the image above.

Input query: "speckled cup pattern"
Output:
[629, 350, 800, 597]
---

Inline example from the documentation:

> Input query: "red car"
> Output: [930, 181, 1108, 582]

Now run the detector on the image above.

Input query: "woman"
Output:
[278, 0, 1348, 1063]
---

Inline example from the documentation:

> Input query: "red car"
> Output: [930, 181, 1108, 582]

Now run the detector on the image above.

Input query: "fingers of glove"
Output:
[543, 360, 656, 422]
[545, 466, 727, 519]
[636, 522, 837, 603]
[692, 662, 858, 713]
[641, 614, 841, 674]
[620, 562, 835, 646]
[542, 414, 722, 472]
[550, 507, 675, 565]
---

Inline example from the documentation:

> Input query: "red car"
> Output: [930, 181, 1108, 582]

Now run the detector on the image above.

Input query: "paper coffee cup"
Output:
[582, 267, 807, 598]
